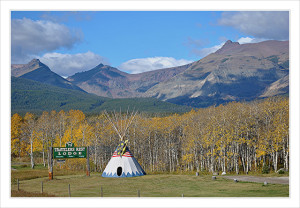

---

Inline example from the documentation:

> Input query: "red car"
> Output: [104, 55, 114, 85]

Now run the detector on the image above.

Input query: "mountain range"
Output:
[67, 62, 192, 98]
[11, 59, 83, 91]
[11, 40, 289, 112]
[145, 40, 289, 107]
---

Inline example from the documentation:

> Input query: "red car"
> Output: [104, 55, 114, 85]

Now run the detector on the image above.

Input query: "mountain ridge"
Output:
[67, 62, 192, 98]
[144, 40, 289, 107]
[11, 59, 85, 92]
[11, 40, 289, 109]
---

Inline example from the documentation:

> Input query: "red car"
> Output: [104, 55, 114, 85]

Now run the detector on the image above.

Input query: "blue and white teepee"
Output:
[102, 146, 146, 177]
[102, 110, 146, 178]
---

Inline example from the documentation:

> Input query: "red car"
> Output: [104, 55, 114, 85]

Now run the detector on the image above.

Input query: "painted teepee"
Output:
[102, 110, 146, 178]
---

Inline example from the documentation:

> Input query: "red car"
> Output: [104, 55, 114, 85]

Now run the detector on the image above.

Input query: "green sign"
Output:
[53, 142, 86, 159]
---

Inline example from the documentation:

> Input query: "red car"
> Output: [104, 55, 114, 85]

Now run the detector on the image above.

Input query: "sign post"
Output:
[86, 146, 90, 176]
[49, 142, 89, 180]
[48, 147, 53, 180]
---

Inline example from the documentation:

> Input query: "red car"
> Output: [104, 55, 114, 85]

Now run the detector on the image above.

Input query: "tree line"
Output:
[11, 96, 289, 174]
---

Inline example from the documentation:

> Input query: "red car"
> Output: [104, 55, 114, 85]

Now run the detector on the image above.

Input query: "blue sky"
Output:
[11, 11, 289, 76]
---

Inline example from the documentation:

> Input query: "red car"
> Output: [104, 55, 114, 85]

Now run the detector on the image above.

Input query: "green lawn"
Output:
[11, 173, 289, 197]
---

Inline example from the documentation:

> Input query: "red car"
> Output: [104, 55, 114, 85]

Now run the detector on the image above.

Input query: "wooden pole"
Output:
[86, 146, 90, 176]
[68, 184, 71, 197]
[100, 186, 103, 197]
[137, 190, 140, 197]
[17, 179, 19, 191]
[48, 147, 53, 180]
[182, 193, 184, 197]
[41, 181, 43, 193]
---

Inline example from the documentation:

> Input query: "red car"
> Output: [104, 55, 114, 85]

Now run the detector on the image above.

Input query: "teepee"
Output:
[102, 110, 146, 177]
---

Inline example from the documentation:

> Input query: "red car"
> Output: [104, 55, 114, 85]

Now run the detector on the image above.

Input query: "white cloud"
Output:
[237, 37, 254, 44]
[119, 57, 194, 74]
[191, 42, 225, 57]
[11, 18, 82, 63]
[38, 51, 109, 77]
[219, 11, 289, 40]
[237, 37, 267, 44]
[191, 36, 271, 58]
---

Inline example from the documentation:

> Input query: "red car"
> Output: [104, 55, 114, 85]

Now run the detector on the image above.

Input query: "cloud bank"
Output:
[39, 51, 109, 77]
[11, 18, 82, 63]
[119, 57, 194, 74]
[219, 11, 289, 40]
[190, 36, 267, 58]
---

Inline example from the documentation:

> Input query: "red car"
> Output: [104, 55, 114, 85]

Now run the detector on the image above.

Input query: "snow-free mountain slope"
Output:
[145, 40, 289, 107]
[11, 59, 84, 92]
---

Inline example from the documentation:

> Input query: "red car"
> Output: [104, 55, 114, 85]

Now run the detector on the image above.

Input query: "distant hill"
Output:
[145, 40, 289, 107]
[67, 63, 192, 98]
[11, 76, 192, 115]
[11, 76, 108, 115]
[11, 59, 84, 92]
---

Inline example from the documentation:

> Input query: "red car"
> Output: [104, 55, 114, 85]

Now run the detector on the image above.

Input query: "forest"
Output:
[11, 96, 289, 174]
[11, 77, 191, 115]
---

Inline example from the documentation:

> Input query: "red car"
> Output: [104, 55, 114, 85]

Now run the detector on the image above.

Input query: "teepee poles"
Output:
[104, 111, 123, 140]
[104, 109, 138, 141]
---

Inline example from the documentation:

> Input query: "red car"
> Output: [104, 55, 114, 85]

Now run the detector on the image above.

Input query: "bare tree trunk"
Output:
[43, 150, 45, 167]
[94, 138, 98, 172]
[246, 147, 249, 174]
[273, 151, 278, 172]
[223, 150, 226, 172]
[148, 135, 152, 172]
[235, 144, 239, 174]
[210, 147, 214, 173]
[30, 132, 34, 169]
[285, 136, 289, 170]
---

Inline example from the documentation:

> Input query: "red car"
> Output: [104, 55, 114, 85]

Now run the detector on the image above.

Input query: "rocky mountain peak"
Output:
[215, 40, 240, 55]
[95, 63, 104, 68]
[26, 58, 48, 69]
[11, 58, 45, 77]
[11, 59, 84, 92]
[28, 58, 41, 65]
[224, 40, 239, 46]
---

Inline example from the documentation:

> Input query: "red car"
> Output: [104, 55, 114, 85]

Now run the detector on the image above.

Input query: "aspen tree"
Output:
[11, 113, 23, 157]
[23, 113, 36, 169]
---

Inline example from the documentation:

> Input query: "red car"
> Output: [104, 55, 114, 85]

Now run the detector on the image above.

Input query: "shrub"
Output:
[262, 165, 270, 174]
[278, 169, 285, 174]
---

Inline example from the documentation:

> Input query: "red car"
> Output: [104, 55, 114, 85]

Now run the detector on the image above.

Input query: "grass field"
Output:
[11, 165, 289, 197]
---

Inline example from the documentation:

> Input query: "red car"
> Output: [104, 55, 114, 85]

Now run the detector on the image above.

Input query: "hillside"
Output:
[11, 59, 84, 92]
[67, 63, 192, 98]
[11, 76, 108, 115]
[145, 40, 289, 107]
[11, 77, 192, 115]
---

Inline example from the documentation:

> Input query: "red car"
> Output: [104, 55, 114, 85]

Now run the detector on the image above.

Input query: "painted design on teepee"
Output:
[102, 110, 146, 178]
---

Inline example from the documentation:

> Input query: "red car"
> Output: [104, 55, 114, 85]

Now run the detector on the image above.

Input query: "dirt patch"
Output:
[11, 190, 56, 197]
[221, 175, 289, 185]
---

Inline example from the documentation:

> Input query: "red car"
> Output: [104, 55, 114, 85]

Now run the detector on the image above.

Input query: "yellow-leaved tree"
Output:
[11, 113, 23, 157]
